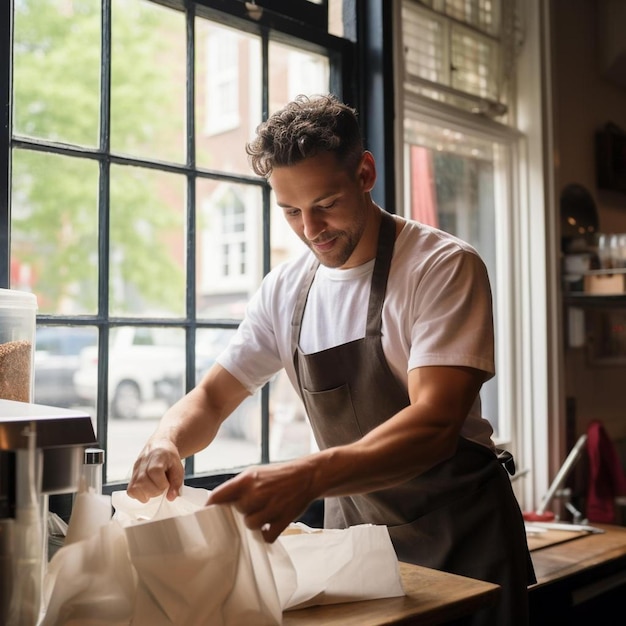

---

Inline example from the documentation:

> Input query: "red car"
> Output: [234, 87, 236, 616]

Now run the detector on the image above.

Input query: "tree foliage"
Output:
[12, 0, 185, 315]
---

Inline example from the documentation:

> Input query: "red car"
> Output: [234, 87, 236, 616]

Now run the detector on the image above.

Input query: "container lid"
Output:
[0, 288, 38, 310]
[84, 447, 105, 465]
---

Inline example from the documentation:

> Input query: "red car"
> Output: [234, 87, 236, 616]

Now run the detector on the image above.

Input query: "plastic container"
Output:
[0, 288, 38, 402]
[80, 447, 105, 494]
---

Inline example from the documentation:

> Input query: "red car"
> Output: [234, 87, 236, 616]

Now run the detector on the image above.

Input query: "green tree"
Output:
[11, 0, 184, 315]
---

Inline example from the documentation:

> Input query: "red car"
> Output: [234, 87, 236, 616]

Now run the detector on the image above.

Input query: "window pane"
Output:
[194, 328, 261, 472]
[451, 25, 499, 101]
[195, 20, 262, 175]
[95, 326, 186, 482]
[111, 0, 185, 163]
[11, 150, 99, 315]
[444, 0, 499, 35]
[328, 0, 345, 38]
[33, 325, 98, 409]
[402, 3, 448, 84]
[196, 180, 263, 320]
[268, 42, 330, 113]
[109, 164, 186, 317]
[12, 0, 101, 147]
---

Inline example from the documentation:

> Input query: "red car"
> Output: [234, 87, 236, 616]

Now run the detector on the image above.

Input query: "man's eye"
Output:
[319, 201, 336, 210]
[285, 209, 300, 217]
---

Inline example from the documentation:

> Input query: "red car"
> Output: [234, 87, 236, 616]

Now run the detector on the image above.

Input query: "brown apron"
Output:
[291, 210, 535, 625]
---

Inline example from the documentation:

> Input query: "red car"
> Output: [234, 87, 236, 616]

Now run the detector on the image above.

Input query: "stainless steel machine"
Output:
[0, 399, 98, 626]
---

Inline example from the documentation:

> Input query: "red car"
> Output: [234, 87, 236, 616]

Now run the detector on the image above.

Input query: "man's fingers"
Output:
[205, 466, 310, 543]
[128, 454, 183, 502]
[126, 485, 150, 503]
[245, 513, 287, 542]
[165, 461, 184, 500]
[257, 514, 292, 543]
[206, 470, 252, 505]
[166, 485, 181, 501]
[208, 478, 292, 543]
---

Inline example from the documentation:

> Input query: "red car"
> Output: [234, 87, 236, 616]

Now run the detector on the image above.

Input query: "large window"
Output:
[5, 0, 349, 487]
[402, 108, 519, 444]
[397, 0, 525, 450]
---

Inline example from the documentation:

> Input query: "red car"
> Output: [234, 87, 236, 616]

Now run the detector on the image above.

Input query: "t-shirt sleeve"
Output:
[215, 273, 285, 394]
[407, 248, 495, 378]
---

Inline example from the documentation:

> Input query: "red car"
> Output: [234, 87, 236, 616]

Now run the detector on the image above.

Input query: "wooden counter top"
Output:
[529, 523, 626, 588]
[282, 561, 500, 626]
[528, 524, 626, 625]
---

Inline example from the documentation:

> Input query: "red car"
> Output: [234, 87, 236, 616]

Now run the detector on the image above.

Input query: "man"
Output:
[128, 94, 535, 625]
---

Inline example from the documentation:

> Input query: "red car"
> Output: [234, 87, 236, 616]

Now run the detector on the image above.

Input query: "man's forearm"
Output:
[309, 365, 483, 499]
[309, 401, 460, 499]
[145, 363, 252, 460]
[146, 384, 222, 460]
[128, 364, 252, 502]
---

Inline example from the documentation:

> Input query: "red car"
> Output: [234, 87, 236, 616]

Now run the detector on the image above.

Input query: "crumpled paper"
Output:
[268, 522, 405, 610]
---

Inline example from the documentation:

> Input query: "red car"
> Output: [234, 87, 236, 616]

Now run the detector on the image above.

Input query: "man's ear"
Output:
[358, 151, 377, 192]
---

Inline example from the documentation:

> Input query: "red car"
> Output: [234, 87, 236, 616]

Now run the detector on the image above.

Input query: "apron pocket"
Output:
[301, 383, 362, 446]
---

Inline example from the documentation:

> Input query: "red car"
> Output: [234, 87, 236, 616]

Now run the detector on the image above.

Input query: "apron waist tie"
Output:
[496, 449, 516, 476]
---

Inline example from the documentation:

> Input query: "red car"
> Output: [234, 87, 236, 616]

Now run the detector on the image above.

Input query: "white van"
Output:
[74, 326, 185, 419]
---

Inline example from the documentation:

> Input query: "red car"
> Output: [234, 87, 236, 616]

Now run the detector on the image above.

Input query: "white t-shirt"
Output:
[217, 217, 496, 449]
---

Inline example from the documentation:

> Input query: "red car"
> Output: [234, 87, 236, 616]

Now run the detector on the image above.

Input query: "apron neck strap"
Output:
[366, 209, 396, 336]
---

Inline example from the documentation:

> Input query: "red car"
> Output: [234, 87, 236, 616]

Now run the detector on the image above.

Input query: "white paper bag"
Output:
[123, 503, 282, 626]
[111, 485, 209, 525]
[268, 522, 405, 610]
[41, 518, 136, 626]
[42, 489, 282, 626]
[42, 486, 404, 625]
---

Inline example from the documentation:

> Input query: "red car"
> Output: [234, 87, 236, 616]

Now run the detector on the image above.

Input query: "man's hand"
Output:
[206, 460, 318, 543]
[126, 364, 251, 503]
[127, 438, 184, 503]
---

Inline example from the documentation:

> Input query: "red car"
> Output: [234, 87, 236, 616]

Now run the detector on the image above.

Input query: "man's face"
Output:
[269, 151, 377, 269]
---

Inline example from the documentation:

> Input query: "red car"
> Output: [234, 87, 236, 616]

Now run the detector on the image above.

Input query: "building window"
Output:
[219, 201, 247, 279]
[204, 26, 240, 136]
[4, 0, 342, 487]
[218, 199, 246, 280]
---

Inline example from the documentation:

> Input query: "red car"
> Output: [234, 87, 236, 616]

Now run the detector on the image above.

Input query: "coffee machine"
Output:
[0, 399, 98, 626]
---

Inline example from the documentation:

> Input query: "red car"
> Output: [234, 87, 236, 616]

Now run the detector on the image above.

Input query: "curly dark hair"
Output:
[246, 94, 364, 178]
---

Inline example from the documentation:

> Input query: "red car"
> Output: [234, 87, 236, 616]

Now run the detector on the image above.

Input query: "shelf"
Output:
[563, 268, 626, 301]
[564, 293, 626, 308]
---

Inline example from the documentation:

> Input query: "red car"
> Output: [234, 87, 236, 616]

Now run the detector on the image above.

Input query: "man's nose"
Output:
[302, 211, 325, 240]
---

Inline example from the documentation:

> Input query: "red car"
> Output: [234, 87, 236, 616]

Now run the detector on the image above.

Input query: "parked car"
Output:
[33, 326, 98, 408]
[73, 326, 185, 419]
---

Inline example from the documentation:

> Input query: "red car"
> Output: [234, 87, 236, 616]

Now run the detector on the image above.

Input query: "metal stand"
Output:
[554, 487, 587, 524]
[532, 434, 588, 521]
